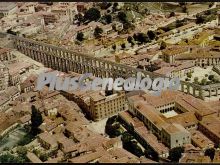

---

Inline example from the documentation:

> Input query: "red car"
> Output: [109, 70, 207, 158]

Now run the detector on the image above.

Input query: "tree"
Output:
[75, 13, 84, 23]
[16, 146, 27, 156]
[133, 33, 138, 41]
[94, 26, 103, 38]
[170, 12, 175, 17]
[147, 30, 156, 40]
[144, 8, 150, 15]
[182, 6, 188, 13]
[123, 22, 135, 31]
[127, 36, 134, 44]
[31, 105, 43, 135]
[160, 41, 167, 50]
[185, 78, 190, 81]
[105, 123, 122, 138]
[200, 78, 207, 85]
[186, 72, 192, 78]
[39, 153, 48, 162]
[118, 12, 127, 23]
[107, 9, 111, 13]
[113, 2, 118, 8]
[113, 2, 119, 11]
[121, 132, 134, 143]
[209, 2, 214, 8]
[105, 116, 122, 138]
[205, 148, 215, 161]
[112, 44, 116, 51]
[194, 77, 199, 84]
[0, 153, 24, 163]
[104, 14, 112, 24]
[208, 75, 214, 81]
[76, 32, 84, 42]
[84, 8, 101, 22]
[106, 115, 117, 125]
[176, 19, 184, 28]
[168, 146, 184, 162]
[196, 15, 205, 24]
[136, 33, 149, 44]
[205, 10, 212, 15]
[7, 29, 17, 36]
[100, 2, 112, 10]
[144, 147, 159, 162]
[16, 146, 28, 162]
[121, 43, 126, 50]
[123, 141, 144, 157]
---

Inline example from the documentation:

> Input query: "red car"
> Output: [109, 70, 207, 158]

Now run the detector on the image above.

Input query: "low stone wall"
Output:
[0, 123, 19, 139]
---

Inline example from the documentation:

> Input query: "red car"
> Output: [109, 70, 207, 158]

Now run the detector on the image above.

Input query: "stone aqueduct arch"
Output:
[5, 33, 213, 100]
[11, 35, 164, 80]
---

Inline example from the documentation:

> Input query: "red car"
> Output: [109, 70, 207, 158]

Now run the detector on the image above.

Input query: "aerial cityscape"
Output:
[0, 2, 220, 163]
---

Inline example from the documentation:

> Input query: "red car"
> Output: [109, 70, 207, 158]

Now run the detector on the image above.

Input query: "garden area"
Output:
[105, 115, 158, 160]
[183, 66, 220, 86]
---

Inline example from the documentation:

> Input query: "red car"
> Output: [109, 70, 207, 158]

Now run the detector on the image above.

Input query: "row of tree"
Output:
[190, 75, 220, 85]
[105, 116, 123, 138]
[0, 146, 29, 163]
[76, 26, 104, 42]
[126, 31, 157, 47]
[121, 132, 144, 158]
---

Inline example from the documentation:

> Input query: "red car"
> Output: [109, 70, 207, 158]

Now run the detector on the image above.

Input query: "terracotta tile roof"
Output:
[199, 116, 220, 140]
[38, 132, 58, 148]
[190, 130, 214, 149]
[134, 101, 167, 130]
[180, 152, 211, 163]
[135, 126, 169, 155]
[69, 147, 107, 163]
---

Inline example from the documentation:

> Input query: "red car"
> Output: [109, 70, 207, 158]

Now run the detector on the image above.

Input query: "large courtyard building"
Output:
[122, 90, 218, 152]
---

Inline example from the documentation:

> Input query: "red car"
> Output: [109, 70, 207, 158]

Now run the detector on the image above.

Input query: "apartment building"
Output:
[61, 88, 127, 121]
[89, 91, 126, 121]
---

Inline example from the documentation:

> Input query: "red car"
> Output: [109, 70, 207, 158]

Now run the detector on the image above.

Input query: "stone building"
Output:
[0, 62, 9, 91]
[0, 48, 14, 61]
[20, 74, 37, 93]
[154, 61, 195, 78]
[38, 132, 59, 150]
[0, 2, 17, 17]
[42, 12, 58, 25]
[131, 101, 191, 149]
[0, 95, 10, 111]
[198, 116, 220, 146]
[61, 90, 127, 121]
[126, 90, 217, 149]
[89, 91, 126, 121]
